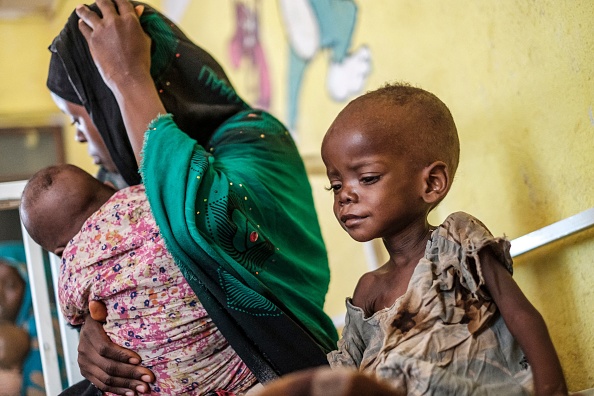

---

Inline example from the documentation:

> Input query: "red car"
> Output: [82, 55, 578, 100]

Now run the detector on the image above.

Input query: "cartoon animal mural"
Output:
[279, 0, 371, 134]
[164, 0, 372, 138]
[229, 0, 271, 109]
[163, 0, 271, 110]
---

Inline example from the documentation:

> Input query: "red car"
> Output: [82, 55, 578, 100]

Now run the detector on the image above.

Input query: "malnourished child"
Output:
[324, 82, 567, 395]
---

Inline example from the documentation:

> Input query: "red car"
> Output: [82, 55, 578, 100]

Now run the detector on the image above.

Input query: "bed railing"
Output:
[508, 207, 594, 258]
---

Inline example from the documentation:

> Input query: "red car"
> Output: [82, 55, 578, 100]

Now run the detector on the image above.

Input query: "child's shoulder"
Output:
[354, 268, 379, 289]
[439, 211, 496, 241]
[352, 270, 378, 300]
[350, 269, 386, 316]
[442, 211, 491, 230]
[438, 211, 513, 275]
[113, 184, 146, 199]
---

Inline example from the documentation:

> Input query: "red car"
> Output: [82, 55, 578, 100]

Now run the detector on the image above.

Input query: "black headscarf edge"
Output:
[47, 2, 248, 186]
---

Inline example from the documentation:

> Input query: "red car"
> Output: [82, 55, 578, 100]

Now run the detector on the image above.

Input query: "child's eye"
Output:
[325, 183, 342, 193]
[361, 176, 380, 185]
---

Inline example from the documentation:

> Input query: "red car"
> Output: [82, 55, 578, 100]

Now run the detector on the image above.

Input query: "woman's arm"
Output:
[76, 0, 166, 166]
[71, 2, 170, 393]
[480, 248, 567, 395]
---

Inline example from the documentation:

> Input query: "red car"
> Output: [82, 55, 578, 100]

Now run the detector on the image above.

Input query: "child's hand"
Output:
[89, 300, 107, 322]
[134, 5, 144, 17]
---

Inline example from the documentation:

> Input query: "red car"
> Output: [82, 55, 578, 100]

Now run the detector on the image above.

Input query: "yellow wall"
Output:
[0, 3, 86, 172]
[1, 0, 592, 390]
[0, 0, 161, 175]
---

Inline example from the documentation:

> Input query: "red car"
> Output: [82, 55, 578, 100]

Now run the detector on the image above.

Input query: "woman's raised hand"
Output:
[76, 0, 166, 165]
[76, 0, 151, 91]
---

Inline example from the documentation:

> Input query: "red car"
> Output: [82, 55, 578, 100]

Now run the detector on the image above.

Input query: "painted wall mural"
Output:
[162, 0, 372, 137]
[279, 0, 371, 133]
[229, 0, 271, 109]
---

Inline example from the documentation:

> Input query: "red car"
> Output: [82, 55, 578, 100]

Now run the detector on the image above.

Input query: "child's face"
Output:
[321, 103, 427, 242]
[0, 262, 25, 323]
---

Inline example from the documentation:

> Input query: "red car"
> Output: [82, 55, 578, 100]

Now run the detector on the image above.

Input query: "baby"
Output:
[20, 164, 257, 395]
[323, 83, 567, 395]
[0, 321, 30, 396]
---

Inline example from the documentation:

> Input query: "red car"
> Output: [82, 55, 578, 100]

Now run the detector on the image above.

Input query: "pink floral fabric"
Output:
[59, 185, 256, 395]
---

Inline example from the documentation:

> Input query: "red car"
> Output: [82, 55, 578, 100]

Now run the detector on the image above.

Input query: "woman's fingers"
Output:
[95, 0, 119, 17]
[75, 5, 96, 41]
[75, 0, 136, 32]
[75, 4, 99, 30]
[86, 374, 143, 396]
[112, 0, 136, 16]
[77, 18, 92, 41]
[78, 315, 155, 395]
[74, 0, 151, 89]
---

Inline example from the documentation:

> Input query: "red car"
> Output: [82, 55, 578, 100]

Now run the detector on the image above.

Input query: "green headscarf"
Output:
[49, 2, 338, 384]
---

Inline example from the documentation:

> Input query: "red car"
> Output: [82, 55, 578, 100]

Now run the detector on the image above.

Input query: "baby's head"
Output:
[321, 82, 460, 241]
[0, 321, 29, 370]
[20, 164, 116, 257]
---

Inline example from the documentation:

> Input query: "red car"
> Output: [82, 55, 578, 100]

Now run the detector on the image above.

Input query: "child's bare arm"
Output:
[480, 248, 567, 395]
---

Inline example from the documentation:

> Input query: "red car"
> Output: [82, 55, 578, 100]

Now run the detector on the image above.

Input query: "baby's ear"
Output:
[421, 161, 449, 205]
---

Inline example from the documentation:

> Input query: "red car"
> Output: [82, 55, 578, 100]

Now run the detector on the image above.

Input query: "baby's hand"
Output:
[89, 300, 107, 322]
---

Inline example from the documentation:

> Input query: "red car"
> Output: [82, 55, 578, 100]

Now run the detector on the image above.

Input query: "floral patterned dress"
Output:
[59, 185, 257, 395]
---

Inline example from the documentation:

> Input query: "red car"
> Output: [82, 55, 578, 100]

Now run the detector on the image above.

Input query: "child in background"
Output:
[0, 321, 30, 396]
[0, 258, 26, 325]
[323, 82, 567, 395]
[0, 252, 46, 396]
[20, 164, 257, 395]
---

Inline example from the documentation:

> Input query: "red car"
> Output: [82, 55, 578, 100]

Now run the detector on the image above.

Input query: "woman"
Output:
[46, 1, 337, 394]
[0, 243, 47, 396]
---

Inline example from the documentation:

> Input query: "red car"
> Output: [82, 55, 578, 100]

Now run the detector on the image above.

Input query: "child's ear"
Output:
[421, 161, 449, 205]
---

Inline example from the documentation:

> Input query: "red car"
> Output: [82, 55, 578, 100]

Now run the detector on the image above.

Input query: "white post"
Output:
[20, 227, 64, 395]
[49, 253, 84, 386]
